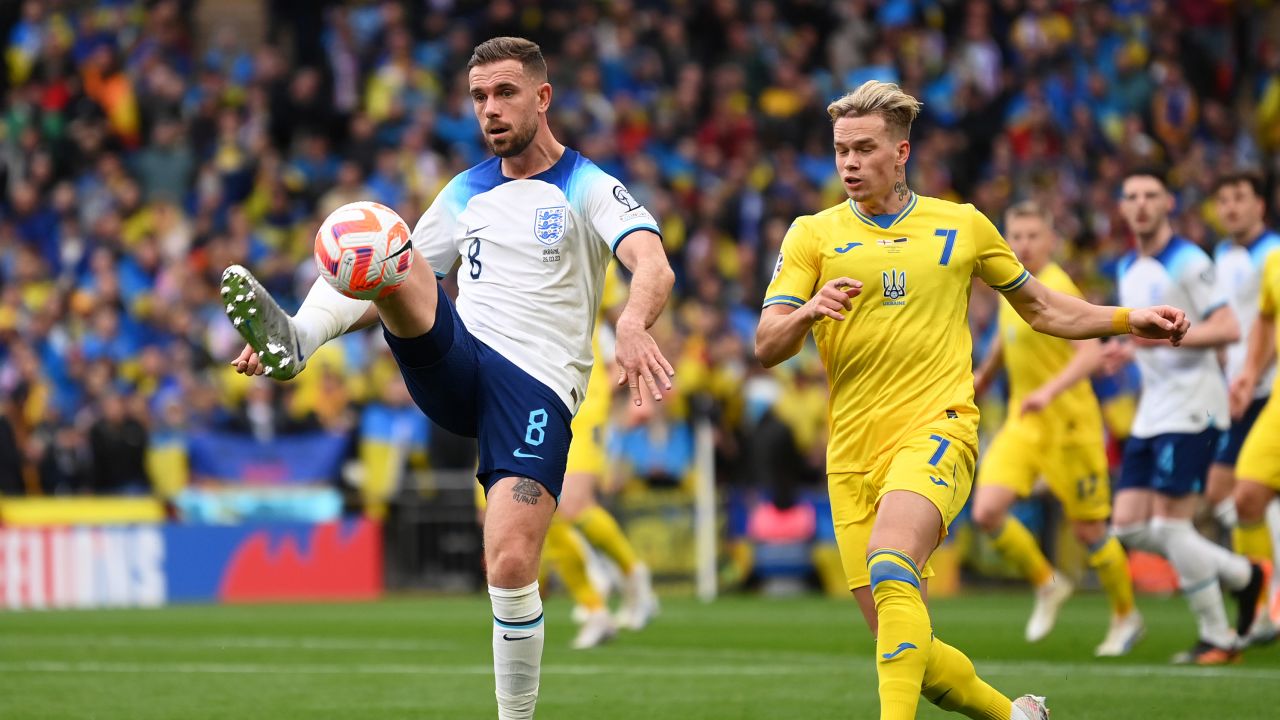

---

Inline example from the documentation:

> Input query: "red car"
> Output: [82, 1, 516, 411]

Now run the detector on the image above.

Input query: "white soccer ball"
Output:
[314, 201, 413, 300]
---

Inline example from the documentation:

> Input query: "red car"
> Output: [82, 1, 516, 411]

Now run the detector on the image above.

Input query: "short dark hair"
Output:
[1212, 171, 1265, 199]
[1121, 166, 1168, 189]
[468, 37, 547, 82]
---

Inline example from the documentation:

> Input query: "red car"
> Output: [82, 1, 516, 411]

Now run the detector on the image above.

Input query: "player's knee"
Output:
[486, 541, 542, 588]
[1234, 480, 1272, 524]
[971, 501, 1006, 535]
[1071, 519, 1107, 547]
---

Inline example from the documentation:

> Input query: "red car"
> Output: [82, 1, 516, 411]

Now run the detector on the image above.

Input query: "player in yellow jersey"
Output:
[1232, 250, 1280, 631]
[971, 202, 1142, 655]
[559, 264, 658, 631]
[755, 81, 1190, 720]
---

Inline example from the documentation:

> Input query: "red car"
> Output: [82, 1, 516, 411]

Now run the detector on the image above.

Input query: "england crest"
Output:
[534, 206, 567, 245]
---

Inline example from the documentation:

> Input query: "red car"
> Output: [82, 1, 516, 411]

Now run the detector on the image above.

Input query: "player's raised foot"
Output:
[617, 563, 659, 631]
[221, 265, 306, 380]
[1231, 562, 1266, 638]
[1010, 694, 1050, 720]
[1170, 640, 1241, 665]
[1026, 574, 1073, 642]
[571, 608, 617, 650]
[1094, 610, 1145, 657]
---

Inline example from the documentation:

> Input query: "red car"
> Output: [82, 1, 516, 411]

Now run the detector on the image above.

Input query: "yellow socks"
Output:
[575, 506, 638, 575]
[921, 637, 1011, 720]
[869, 549, 933, 720]
[1233, 521, 1273, 564]
[989, 517, 1054, 587]
[543, 520, 604, 611]
[1087, 536, 1136, 616]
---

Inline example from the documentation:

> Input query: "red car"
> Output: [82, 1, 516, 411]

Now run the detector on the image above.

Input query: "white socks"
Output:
[1153, 517, 1251, 647]
[1214, 497, 1238, 529]
[292, 277, 372, 359]
[1114, 522, 1161, 554]
[491, 582, 544, 720]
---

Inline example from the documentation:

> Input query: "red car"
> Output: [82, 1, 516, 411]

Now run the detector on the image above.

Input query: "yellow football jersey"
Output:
[998, 262, 1104, 438]
[1262, 251, 1280, 396]
[764, 195, 1028, 473]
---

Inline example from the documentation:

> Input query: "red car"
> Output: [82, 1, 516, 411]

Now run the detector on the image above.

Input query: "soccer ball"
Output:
[314, 201, 414, 300]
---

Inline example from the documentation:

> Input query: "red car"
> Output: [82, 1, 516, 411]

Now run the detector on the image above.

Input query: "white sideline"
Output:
[2, 659, 1278, 681]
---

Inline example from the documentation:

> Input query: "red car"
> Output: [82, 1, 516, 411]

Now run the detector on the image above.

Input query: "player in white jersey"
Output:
[1206, 173, 1280, 534]
[1105, 169, 1265, 664]
[223, 38, 675, 719]
[1214, 172, 1280, 637]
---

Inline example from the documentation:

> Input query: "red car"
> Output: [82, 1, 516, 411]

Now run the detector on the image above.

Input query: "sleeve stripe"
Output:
[434, 271, 447, 278]
[610, 224, 661, 254]
[992, 269, 1031, 292]
[763, 295, 806, 308]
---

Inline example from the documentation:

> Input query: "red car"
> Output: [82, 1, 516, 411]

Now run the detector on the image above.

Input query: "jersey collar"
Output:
[848, 192, 918, 229]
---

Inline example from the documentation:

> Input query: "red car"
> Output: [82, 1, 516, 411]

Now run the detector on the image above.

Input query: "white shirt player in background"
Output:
[1214, 172, 1280, 632]
[227, 38, 675, 719]
[1104, 170, 1265, 664]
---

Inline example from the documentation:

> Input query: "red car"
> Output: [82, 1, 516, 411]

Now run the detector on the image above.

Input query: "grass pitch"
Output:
[2, 592, 1278, 719]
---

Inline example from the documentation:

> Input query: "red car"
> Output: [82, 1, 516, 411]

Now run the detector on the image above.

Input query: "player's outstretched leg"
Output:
[543, 519, 617, 649]
[1075, 520, 1143, 657]
[221, 265, 308, 380]
[485, 476, 557, 719]
[972, 487, 1071, 643]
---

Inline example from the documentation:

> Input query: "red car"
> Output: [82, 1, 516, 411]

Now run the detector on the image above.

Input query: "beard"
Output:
[487, 119, 538, 158]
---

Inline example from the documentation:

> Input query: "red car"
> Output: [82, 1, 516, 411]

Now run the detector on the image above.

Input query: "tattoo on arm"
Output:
[511, 478, 543, 505]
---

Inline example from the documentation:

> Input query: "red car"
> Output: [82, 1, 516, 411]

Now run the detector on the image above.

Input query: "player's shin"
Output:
[1154, 518, 1245, 647]
[491, 582, 545, 720]
[868, 550, 932, 720]
[921, 638, 1011, 720]
[575, 505, 638, 574]
[988, 517, 1053, 587]
[1087, 536, 1136, 616]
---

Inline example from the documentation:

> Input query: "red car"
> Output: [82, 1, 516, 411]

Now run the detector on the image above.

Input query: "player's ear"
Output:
[896, 139, 911, 167]
[537, 81, 552, 114]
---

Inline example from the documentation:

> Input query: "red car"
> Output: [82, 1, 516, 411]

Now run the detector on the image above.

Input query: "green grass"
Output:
[2, 592, 1278, 719]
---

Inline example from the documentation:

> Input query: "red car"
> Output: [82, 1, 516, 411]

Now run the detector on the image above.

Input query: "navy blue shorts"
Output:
[1213, 396, 1269, 466]
[382, 284, 571, 497]
[1117, 428, 1221, 497]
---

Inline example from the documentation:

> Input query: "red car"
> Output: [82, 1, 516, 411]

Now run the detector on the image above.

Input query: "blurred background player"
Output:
[559, 263, 658, 631]
[226, 37, 675, 719]
[1226, 188, 1280, 637]
[1106, 169, 1265, 664]
[972, 201, 1141, 656]
[755, 80, 1189, 720]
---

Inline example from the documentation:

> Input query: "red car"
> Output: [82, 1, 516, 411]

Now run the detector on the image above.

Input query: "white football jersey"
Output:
[409, 149, 658, 414]
[1215, 230, 1280, 399]
[1118, 237, 1231, 438]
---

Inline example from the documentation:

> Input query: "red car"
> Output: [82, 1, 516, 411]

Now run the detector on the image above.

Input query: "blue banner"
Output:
[187, 432, 350, 485]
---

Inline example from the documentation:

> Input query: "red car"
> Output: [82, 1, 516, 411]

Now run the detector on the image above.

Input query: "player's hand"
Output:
[230, 343, 267, 376]
[1229, 373, 1257, 420]
[1129, 305, 1190, 346]
[1100, 340, 1134, 375]
[1019, 387, 1054, 415]
[615, 320, 675, 406]
[800, 277, 862, 323]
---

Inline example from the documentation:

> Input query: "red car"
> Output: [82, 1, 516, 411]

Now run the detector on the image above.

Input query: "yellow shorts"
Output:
[1237, 399, 1280, 490]
[976, 417, 1111, 521]
[829, 428, 976, 590]
[566, 409, 607, 476]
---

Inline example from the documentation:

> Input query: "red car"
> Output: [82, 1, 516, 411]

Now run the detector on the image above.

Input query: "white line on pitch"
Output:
[0, 634, 457, 652]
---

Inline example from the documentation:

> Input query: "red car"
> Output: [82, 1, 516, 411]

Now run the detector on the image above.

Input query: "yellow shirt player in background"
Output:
[971, 202, 1141, 656]
[754, 80, 1190, 720]
[1231, 249, 1280, 627]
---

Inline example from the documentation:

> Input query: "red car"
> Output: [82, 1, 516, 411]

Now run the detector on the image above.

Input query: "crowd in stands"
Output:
[1, 0, 1279, 510]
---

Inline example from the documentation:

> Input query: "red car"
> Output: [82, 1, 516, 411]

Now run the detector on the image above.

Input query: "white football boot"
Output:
[221, 265, 306, 380]
[1025, 574, 1073, 642]
[571, 608, 617, 650]
[1011, 694, 1050, 720]
[616, 563, 659, 631]
[1094, 610, 1145, 657]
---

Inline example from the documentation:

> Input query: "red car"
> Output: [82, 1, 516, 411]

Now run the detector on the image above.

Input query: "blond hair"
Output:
[1004, 200, 1054, 228]
[827, 81, 922, 137]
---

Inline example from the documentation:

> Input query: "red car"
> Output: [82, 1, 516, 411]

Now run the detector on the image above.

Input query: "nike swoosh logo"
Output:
[388, 241, 414, 258]
[502, 633, 533, 641]
[929, 475, 948, 487]
[466, 224, 491, 236]
[513, 448, 544, 459]
[882, 642, 917, 660]
[834, 242, 863, 254]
